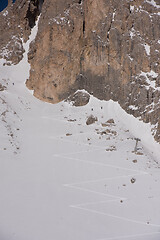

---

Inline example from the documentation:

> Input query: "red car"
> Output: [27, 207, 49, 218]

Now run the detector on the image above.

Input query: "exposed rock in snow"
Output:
[65, 90, 90, 107]
[86, 115, 98, 125]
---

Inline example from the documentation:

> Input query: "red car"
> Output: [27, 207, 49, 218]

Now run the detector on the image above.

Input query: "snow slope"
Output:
[0, 18, 160, 240]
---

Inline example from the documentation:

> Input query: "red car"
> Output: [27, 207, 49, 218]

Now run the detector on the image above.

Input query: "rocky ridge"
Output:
[0, 0, 160, 142]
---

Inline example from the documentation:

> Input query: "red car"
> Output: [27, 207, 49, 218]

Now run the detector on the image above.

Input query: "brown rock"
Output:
[66, 133, 72, 136]
[106, 145, 116, 151]
[131, 178, 136, 184]
[101, 123, 108, 127]
[86, 115, 98, 125]
[107, 119, 115, 124]
[132, 159, 137, 163]
[0, 83, 6, 91]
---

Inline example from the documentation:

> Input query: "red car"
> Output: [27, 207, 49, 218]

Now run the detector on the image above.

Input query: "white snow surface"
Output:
[128, 105, 139, 111]
[129, 28, 136, 39]
[2, 10, 8, 16]
[130, 5, 134, 12]
[143, 43, 151, 56]
[146, 0, 160, 9]
[0, 18, 160, 240]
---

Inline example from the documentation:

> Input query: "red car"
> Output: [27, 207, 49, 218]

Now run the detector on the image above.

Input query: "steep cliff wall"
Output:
[0, 0, 43, 64]
[0, 0, 160, 141]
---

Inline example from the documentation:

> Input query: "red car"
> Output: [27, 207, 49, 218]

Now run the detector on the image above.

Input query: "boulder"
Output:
[86, 115, 98, 125]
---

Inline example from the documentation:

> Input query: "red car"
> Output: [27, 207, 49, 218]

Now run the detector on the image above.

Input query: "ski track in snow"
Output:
[97, 231, 160, 240]
[54, 130, 160, 239]
[53, 124, 160, 240]
[51, 106, 160, 238]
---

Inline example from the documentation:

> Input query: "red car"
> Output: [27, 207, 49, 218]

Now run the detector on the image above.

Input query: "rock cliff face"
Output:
[0, 0, 43, 64]
[0, 0, 160, 141]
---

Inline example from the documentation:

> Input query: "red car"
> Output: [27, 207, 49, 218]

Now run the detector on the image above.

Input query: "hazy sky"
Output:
[0, 0, 16, 12]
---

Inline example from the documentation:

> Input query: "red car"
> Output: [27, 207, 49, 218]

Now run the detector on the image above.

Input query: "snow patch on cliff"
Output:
[143, 43, 151, 55]
[2, 10, 8, 16]
[139, 70, 159, 91]
[146, 0, 160, 9]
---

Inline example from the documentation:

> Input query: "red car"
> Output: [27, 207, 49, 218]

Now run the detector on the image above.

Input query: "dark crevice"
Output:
[38, 0, 44, 12]
[26, 0, 44, 29]
[147, 91, 149, 104]
[107, 10, 116, 40]
[83, 19, 85, 34]
[152, 92, 154, 102]
[107, 24, 111, 40]
[107, 23, 112, 40]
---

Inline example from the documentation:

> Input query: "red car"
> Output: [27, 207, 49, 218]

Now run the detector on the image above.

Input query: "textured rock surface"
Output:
[65, 90, 90, 106]
[0, 83, 6, 91]
[0, 0, 43, 64]
[86, 115, 98, 125]
[27, 0, 83, 102]
[0, 0, 160, 141]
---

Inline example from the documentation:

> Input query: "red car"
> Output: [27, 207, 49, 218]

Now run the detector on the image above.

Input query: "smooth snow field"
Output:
[0, 19, 160, 240]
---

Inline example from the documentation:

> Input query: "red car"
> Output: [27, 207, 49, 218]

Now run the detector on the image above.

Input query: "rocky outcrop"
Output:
[65, 90, 90, 106]
[0, 0, 43, 64]
[0, 0, 160, 141]
[26, 0, 83, 102]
